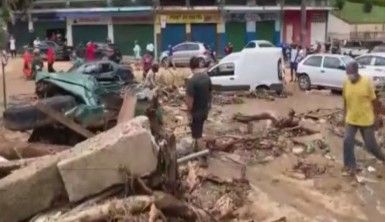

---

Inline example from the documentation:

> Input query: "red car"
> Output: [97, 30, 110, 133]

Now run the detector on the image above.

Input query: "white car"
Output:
[356, 53, 385, 73]
[208, 47, 283, 93]
[296, 54, 385, 91]
[243, 40, 275, 50]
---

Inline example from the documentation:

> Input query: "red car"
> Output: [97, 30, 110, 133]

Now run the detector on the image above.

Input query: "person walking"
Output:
[146, 42, 155, 56]
[144, 63, 159, 89]
[343, 61, 385, 176]
[224, 42, 233, 55]
[133, 40, 141, 60]
[142, 52, 154, 79]
[9, 36, 16, 58]
[23, 46, 32, 79]
[185, 57, 212, 166]
[290, 44, 299, 82]
[85, 42, 95, 62]
[46, 47, 56, 73]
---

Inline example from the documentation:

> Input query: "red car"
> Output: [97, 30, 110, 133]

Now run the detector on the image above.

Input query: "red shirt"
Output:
[23, 51, 32, 64]
[47, 48, 56, 64]
[86, 44, 95, 61]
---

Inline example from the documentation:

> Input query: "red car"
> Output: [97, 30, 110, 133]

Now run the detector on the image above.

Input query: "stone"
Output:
[0, 155, 66, 222]
[292, 146, 305, 155]
[58, 117, 158, 202]
[291, 133, 323, 146]
[176, 137, 194, 158]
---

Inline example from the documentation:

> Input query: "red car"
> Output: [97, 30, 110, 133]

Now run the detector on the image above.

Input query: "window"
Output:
[303, 56, 322, 67]
[323, 57, 342, 69]
[372, 45, 385, 53]
[186, 44, 199, 51]
[245, 42, 256, 49]
[173, 44, 187, 52]
[356, 56, 372, 66]
[83, 64, 100, 74]
[258, 42, 274, 48]
[345, 41, 361, 47]
[209, 63, 235, 76]
[100, 63, 114, 73]
[374, 57, 385, 66]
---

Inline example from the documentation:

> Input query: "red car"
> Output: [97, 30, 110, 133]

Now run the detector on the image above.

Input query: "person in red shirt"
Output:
[85, 42, 95, 62]
[22, 47, 32, 78]
[47, 47, 56, 73]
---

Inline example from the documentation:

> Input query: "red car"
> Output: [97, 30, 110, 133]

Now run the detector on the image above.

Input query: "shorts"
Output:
[190, 117, 206, 139]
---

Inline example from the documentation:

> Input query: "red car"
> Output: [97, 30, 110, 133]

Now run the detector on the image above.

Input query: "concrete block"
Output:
[58, 117, 158, 202]
[0, 155, 66, 222]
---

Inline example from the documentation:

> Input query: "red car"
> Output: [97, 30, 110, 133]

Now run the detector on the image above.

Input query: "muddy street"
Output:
[1, 58, 385, 222]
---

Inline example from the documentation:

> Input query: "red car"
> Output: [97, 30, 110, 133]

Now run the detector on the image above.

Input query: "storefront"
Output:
[224, 12, 281, 51]
[156, 12, 220, 51]
[113, 16, 153, 55]
[69, 17, 109, 47]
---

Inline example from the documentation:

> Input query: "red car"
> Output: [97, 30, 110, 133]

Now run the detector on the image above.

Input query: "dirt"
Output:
[3, 59, 385, 221]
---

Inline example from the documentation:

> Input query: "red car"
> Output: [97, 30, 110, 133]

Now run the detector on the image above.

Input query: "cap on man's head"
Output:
[346, 61, 359, 75]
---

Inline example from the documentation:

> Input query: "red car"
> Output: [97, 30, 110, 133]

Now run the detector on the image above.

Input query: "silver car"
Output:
[159, 42, 215, 67]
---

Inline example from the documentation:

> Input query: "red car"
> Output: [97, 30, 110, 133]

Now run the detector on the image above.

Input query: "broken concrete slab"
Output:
[0, 155, 67, 222]
[58, 116, 158, 202]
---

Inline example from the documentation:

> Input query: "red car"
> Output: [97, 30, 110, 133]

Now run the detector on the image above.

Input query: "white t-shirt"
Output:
[133, 44, 141, 59]
[290, 49, 298, 63]
[33, 40, 40, 48]
[10, 39, 16, 50]
[146, 43, 154, 52]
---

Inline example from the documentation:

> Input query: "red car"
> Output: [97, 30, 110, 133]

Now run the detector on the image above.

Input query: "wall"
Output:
[283, 11, 311, 46]
[328, 13, 352, 36]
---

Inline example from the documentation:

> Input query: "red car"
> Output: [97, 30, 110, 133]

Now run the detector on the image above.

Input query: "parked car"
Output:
[296, 54, 385, 91]
[243, 40, 275, 49]
[340, 40, 369, 57]
[35, 40, 72, 61]
[207, 47, 283, 93]
[371, 44, 385, 53]
[159, 42, 215, 68]
[356, 53, 385, 73]
[74, 42, 122, 64]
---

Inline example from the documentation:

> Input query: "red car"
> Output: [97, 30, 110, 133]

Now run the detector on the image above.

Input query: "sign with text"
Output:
[225, 13, 278, 22]
[162, 14, 219, 24]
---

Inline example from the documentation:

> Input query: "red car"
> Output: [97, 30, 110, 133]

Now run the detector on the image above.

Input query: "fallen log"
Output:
[233, 110, 298, 129]
[177, 149, 210, 164]
[0, 141, 70, 160]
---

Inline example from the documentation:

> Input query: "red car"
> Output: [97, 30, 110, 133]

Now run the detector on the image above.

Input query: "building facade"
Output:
[9, 0, 332, 56]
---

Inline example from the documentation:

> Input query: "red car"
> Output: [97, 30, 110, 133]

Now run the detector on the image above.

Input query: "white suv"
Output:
[296, 54, 385, 91]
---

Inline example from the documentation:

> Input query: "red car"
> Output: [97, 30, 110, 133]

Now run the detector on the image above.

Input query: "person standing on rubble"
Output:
[343, 61, 385, 176]
[185, 57, 212, 166]
[144, 63, 159, 89]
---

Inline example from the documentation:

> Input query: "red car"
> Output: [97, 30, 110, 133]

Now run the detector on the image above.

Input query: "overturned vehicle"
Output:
[3, 60, 161, 145]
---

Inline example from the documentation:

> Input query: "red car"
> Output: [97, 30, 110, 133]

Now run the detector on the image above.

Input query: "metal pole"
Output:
[300, 0, 307, 48]
[2, 62, 6, 110]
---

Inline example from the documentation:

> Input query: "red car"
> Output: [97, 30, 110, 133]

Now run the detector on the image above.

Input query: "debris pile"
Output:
[292, 159, 328, 179]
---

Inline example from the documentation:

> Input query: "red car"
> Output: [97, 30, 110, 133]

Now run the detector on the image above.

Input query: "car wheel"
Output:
[3, 95, 78, 131]
[298, 74, 311, 91]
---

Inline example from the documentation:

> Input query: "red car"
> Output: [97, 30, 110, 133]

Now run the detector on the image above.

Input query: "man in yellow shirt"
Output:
[343, 61, 385, 175]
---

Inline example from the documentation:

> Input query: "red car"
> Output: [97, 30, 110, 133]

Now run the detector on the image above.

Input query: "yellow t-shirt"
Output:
[343, 76, 376, 126]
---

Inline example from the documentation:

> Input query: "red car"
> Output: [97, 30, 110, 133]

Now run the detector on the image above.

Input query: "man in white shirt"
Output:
[33, 37, 40, 48]
[133, 40, 141, 60]
[9, 36, 16, 58]
[146, 42, 155, 56]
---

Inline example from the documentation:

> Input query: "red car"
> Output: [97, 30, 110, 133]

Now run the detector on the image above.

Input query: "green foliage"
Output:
[363, 0, 373, 12]
[335, 0, 346, 9]
[348, 0, 385, 7]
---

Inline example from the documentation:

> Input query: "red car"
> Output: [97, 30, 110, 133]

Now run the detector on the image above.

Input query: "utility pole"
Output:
[300, 0, 306, 48]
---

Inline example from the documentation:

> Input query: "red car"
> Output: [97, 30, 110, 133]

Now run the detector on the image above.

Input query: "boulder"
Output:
[0, 155, 66, 222]
[58, 116, 158, 202]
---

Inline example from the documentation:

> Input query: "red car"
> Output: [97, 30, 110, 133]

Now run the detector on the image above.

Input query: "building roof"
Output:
[332, 1, 385, 24]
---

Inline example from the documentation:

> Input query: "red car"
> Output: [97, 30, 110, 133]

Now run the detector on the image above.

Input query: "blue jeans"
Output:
[343, 124, 385, 170]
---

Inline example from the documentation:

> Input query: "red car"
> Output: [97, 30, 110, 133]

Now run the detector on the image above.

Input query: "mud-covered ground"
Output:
[2, 57, 385, 222]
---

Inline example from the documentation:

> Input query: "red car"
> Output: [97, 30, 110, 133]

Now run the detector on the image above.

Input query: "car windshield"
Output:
[342, 56, 354, 65]
[345, 41, 361, 47]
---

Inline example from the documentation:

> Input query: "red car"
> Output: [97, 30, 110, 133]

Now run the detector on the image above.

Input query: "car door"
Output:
[356, 55, 373, 67]
[208, 62, 239, 90]
[185, 43, 200, 64]
[172, 43, 188, 65]
[301, 55, 323, 85]
[322, 56, 346, 88]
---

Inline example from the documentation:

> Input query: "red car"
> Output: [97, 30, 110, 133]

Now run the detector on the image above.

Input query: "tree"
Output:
[363, 0, 373, 12]
[335, 0, 345, 10]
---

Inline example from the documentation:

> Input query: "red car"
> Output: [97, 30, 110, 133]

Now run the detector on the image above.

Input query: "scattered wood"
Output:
[0, 142, 70, 160]
[149, 203, 167, 222]
[35, 102, 95, 138]
[233, 110, 299, 129]
[117, 92, 137, 124]
[177, 149, 210, 164]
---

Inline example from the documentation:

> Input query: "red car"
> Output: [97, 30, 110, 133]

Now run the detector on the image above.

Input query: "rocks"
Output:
[0, 155, 66, 222]
[292, 146, 305, 155]
[176, 137, 194, 158]
[58, 117, 158, 202]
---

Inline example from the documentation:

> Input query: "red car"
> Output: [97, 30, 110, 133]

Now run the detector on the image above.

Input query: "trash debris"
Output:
[292, 160, 328, 179]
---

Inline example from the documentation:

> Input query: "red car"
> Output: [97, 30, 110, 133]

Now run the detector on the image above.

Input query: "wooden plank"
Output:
[117, 92, 137, 124]
[35, 103, 95, 138]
